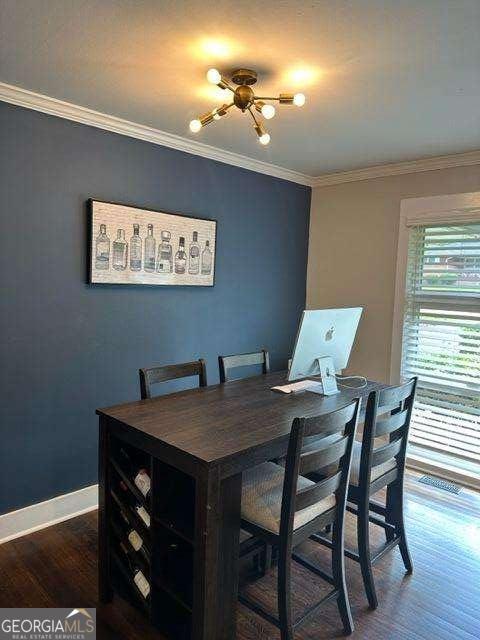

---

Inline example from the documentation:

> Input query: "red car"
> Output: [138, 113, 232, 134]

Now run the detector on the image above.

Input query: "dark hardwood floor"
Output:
[0, 470, 479, 640]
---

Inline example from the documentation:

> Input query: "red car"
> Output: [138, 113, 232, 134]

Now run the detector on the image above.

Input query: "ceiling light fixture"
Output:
[189, 68, 306, 146]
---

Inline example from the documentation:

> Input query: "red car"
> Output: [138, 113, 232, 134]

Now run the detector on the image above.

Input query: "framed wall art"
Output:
[88, 199, 217, 286]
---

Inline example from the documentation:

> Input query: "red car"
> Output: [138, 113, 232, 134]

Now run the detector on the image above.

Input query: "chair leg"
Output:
[332, 523, 354, 635]
[384, 485, 395, 543]
[271, 544, 279, 566]
[357, 497, 378, 609]
[264, 544, 273, 573]
[277, 541, 294, 640]
[252, 549, 263, 576]
[390, 481, 413, 574]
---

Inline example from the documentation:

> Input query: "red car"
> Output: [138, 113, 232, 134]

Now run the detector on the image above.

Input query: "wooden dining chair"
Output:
[139, 359, 207, 399]
[218, 349, 270, 383]
[239, 399, 361, 639]
[312, 378, 417, 610]
[217, 349, 273, 572]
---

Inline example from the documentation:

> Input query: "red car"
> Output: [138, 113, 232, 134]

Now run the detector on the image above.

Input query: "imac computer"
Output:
[272, 307, 363, 395]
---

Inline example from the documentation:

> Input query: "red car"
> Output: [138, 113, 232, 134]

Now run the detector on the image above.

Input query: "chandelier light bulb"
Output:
[189, 119, 202, 133]
[293, 93, 306, 107]
[212, 110, 221, 120]
[261, 103, 276, 119]
[206, 68, 222, 85]
[254, 122, 271, 145]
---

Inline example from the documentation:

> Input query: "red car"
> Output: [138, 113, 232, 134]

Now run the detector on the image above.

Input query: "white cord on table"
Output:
[335, 374, 368, 389]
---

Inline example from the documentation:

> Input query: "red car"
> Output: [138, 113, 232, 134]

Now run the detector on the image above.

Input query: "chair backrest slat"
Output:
[295, 470, 342, 512]
[371, 438, 402, 468]
[356, 377, 417, 489]
[374, 409, 409, 437]
[218, 349, 270, 383]
[299, 435, 348, 476]
[139, 359, 207, 399]
[303, 402, 357, 438]
[377, 381, 415, 413]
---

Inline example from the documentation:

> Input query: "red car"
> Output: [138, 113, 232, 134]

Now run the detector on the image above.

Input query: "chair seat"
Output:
[349, 441, 397, 486]
[241, 462, 336, 534]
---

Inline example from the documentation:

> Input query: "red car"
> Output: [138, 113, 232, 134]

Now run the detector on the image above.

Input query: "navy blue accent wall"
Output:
[0, 101, 311, 515]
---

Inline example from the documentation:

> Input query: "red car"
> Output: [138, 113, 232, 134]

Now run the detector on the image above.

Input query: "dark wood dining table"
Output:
[97, 372, 386, 640]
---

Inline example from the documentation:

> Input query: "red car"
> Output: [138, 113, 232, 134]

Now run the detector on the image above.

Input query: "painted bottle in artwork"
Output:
[201, 240, 212, 275]
[175, 237, 187, 274]
[144, 224, 156, 272]
[95, 224, 110, 270]
[112, 229, 128, 271]
[188, 231, 200, 275]
[156, 230, 173, 273]
[130, 224, 142, 271]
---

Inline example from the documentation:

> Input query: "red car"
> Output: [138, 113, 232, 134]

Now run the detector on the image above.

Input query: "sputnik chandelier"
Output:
[189, 68, 306, 145]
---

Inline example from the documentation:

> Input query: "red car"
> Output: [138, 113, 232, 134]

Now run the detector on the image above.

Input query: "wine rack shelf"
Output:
[105, 435, 195, 639]
[110, 456, 149, 507]
[154, 515, 194, 546]
[110, 547, 150, 616]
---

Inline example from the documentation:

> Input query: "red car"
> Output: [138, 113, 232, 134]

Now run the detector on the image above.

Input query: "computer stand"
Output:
[271, 356, 340, 396]
[315, 356, 340, 395]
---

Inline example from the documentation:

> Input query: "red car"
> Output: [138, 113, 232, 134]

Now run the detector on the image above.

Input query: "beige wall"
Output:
[306, 165, 480, 383]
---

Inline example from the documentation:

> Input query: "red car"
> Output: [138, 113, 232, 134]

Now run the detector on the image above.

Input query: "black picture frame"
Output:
[87, 199, 217, 287]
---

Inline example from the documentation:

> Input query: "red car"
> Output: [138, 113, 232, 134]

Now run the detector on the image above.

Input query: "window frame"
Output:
[391, 191, 480, 489]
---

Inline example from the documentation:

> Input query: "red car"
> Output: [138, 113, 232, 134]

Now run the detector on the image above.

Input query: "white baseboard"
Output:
[406, 455, 480, 491]
[0, 485, 98, 545]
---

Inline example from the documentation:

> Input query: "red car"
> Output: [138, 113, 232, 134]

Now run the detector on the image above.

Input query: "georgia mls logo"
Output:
[66, 609, 92, 619]
[0, 608, 96, 640]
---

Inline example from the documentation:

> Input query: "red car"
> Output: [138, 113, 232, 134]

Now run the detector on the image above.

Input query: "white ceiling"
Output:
[0, 0, 479, 177]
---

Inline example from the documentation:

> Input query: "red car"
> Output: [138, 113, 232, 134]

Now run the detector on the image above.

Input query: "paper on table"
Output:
[271, 380, 325, 395]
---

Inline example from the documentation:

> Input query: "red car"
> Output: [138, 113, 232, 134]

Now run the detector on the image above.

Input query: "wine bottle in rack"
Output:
[118, 447, 151, 499]
[115, 508, 150, 564]
[115, 483, 151, 529]
[119, 541, 151, 600]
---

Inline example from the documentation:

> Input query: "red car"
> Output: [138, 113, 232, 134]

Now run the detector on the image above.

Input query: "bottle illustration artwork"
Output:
[156, 230, 173, 274]
[201, 239, 212, 275]
[112, 229, 128, 271]
[188, 231, 200, 275]
[175, 237, 187, 274]
[95, 224, 110, 270]
[129, 224, 142, 271]
[144, 224, 156, 272]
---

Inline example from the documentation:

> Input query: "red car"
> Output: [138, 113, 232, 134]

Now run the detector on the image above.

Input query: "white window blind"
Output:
[401, 222, 480, 464]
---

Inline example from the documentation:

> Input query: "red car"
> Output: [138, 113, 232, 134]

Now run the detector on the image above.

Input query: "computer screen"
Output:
[288, 307, 363, 381]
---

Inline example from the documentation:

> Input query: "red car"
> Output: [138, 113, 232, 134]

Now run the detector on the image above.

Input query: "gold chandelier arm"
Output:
[253, 96, 280, 102]
[212, 102, 235, 119]
[247, 106, 260, 126]
[218, 78, 235, 92]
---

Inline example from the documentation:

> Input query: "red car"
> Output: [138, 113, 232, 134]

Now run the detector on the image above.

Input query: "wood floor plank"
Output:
[0, 471, 478, 639]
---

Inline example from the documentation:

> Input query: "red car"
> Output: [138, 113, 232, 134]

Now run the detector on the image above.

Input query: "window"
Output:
[401, 222, 480, 468]
[391, 193, 480, 485]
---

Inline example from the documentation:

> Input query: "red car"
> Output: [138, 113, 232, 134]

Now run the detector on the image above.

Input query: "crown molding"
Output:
[2, 81, 479, 189]
[311, 150, 480, 187]
[0, 81, 314, 187]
